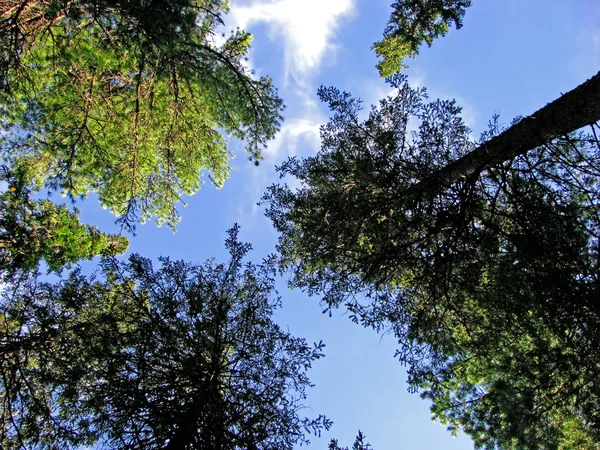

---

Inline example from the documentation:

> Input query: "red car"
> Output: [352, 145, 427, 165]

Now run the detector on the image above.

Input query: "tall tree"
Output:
[263, 75, 600, 448]
[0, 226, 330, 449]
[0, 165, 128, 280]
[1, 0, 283, 230]
[373, 0, 472, 76]
[410, 71, 600, 194]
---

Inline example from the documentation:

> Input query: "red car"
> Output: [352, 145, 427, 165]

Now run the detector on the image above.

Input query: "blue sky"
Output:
[75, 0, 600, 448]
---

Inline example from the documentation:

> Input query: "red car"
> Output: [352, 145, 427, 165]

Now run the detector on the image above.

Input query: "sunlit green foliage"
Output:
[373, 0, 471, 76]
[0, 226, 329, 449]
[263, 76, 600, 448]
[0, 165, 128, 279]
[1, 0, 283, 230]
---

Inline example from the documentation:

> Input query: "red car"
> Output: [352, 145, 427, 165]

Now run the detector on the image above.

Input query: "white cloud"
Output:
[263, 117, 321, 160]
[233, 107, 324, 227]
[262, 87, 325, 161]
[230, 0, 355, 84]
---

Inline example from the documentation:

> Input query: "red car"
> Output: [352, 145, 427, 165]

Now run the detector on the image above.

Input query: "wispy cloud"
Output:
[223, 0, 353, 227]
[263, 117, 321, 160]
[233, 100, 325, 227]
[230, 0, 355, 85]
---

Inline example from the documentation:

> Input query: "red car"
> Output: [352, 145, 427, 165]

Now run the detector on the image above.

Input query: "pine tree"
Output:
[1, 0, 283, 230]
[0, 165, 128, 279]
[263, 75, 600, 447]
[0, 226, 330, 449]
[373, 0, 472, 76]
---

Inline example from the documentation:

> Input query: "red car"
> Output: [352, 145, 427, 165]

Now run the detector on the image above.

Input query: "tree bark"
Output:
[410, 71, 600, 195]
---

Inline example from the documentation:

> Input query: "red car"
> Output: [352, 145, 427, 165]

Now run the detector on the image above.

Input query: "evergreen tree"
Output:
[0, 226, 330, 449]
[0, 165, 128, 279]
[373, 0, 472, 76]
[1, 0, 283, 230]
[328, 431, 372, 450]
[410, 72, 600, 194]
[263, 75, 600, 448]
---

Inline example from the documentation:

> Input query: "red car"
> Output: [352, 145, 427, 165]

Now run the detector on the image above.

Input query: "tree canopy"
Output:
[373, 0, 472, 76]
[328, 431, 372, 450]
[263, 75, 600, 448]
[1, 0, 283, 230]
[0, 165, 128, 279]
[2, 0, 599, 448]
[0, 226, 329, 449]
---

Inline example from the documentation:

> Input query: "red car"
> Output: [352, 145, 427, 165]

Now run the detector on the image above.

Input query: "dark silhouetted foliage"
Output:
[263, 75, 600, 448]
[0, 226, 330, 449]
[329, 430, 372, 450]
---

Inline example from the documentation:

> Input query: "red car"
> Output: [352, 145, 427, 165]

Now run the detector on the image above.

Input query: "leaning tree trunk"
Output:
[411, 71, 600, 194]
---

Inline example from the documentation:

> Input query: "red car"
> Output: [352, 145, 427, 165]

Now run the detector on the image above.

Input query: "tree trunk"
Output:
[411, 71, 600, 195]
